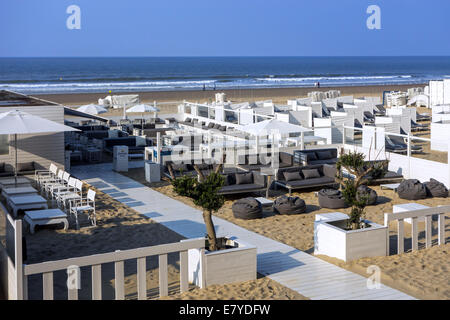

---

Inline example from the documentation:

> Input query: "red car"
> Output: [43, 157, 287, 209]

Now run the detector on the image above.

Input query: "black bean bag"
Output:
[232, 197, 263, 220]
[397, 179, 427, 200]
[318, 188, 347, 209]
[356, 185, 378, 205]
[424, 178, 448, 198]
[273, 195, 306, 215]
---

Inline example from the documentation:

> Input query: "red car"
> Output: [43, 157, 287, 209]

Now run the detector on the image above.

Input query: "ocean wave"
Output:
[256, 75, 412, 82]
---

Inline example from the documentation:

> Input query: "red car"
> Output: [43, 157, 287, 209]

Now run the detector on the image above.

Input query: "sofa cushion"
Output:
[316, 151, 332, 160]
[207, 123, 215, 128]
[17, 162, 35, 172]
[219, 125, 227, 132]
[283, 171, 302, 182]
[0, 162, 4, 173]
[279, 152, 293, 166]
[185, 117, 192, 123]
[135, 136, 147, 147]
[236, 172, 253, 185]
[213, 124, 221, 130]
[302, 168, 321, 179]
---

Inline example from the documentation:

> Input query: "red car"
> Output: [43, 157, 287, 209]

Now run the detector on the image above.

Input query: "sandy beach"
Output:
[122, 169, 450, 300]
[35, 84, 424, 110]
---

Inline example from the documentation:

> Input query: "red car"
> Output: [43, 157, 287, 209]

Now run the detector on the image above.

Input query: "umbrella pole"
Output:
[14, 134, 17, 186]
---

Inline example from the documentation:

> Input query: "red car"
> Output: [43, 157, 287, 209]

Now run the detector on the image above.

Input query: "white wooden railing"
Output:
[21, 238, 205, 300]
[384, 206, 449, 255]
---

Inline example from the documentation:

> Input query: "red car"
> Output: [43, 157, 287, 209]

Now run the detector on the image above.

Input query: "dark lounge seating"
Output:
[275, 164, 338, 195]
[356, 185, 378, 205]
[218, 171, 267, 195]
[237, 152, 294, 171]
[293, 148, 338, 166]
[163, 160, 218, 179]
[397, 179, 427, 200]
[424, 178, 448, 198]
[103, 136, 153, 154]
[362, 160, 404, 184]
[232, 198, 263, 220]
[318, 188, 347, 209]
[273, 195, 306, 215]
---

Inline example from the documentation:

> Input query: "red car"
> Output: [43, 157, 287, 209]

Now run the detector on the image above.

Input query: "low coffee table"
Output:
[255, 197, 274, 208]
[8, 195, 48, 217]
[380, 183, 401, 191]
[24, 209, 69, 234]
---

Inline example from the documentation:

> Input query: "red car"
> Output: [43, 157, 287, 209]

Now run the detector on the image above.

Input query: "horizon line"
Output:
[1, 55, 450, 59]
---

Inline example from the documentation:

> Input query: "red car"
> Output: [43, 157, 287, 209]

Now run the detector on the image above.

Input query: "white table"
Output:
[255, 197, 274, 208]
[380, 183, 401, 191]
[24, 209, 69, 234]
[2, 186, 38, 198]
[0, 177, 31, 190]
[7, 195, 48, 217]
[315, 212, 349, 222]
[393, 203, 430, 224]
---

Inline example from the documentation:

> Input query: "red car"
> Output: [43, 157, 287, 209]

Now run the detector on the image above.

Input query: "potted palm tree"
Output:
[314, 151, 389, 261]
[171, 163, 257, 286]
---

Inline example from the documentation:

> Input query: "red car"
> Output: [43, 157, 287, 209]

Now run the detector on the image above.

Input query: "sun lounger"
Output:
[7, 195, 48, 217]
[24, 209, 69, 234]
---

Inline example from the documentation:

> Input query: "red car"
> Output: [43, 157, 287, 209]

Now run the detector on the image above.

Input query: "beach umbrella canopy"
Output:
[126, 104, 160, 113]
[239, 119, 311, 136]
[77, 104, 107, 115]
[0, 110, 79, 182]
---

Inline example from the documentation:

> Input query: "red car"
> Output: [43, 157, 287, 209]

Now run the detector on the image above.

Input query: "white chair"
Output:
[70, 189, 96, 229]
[40, 169, 64, 194]
[58, 179, 83, 211]
[35, 164, 58, 189]
[45, 171, 67, 197]
[48, 172, 71, 199]
[54, 177, 77, 208]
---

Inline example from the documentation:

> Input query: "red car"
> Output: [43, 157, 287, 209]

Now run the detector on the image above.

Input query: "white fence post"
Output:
[14, 219, 24, 300]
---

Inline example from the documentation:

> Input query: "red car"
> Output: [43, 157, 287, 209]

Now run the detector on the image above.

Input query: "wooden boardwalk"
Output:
[72, 164, 415, 300]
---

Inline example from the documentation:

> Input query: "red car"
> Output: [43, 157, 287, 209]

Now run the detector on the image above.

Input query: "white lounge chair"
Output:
[56, 178, 83, 211]
[70, 189, 96, 229]
[35, 163, 58, 188]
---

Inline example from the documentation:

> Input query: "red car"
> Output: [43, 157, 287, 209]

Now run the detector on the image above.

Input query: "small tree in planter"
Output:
[171, 163, 225, 251]
[336, 151, 388, 230]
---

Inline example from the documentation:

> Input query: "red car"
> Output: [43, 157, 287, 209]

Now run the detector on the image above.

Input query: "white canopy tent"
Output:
[239, 119, 312, 167]
[76, 104, 107, 115]
[0, 110, 79, 183]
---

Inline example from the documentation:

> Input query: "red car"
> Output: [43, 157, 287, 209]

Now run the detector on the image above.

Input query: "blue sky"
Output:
[0, 0, 449, 57]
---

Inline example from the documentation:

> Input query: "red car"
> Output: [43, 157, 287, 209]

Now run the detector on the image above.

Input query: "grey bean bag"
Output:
[424, 178, 448, 198]
[397, 179, 427, 200]
[273, 195, 306, 215]
[318, 188, 347, 209]
[232, 197, 263, 220]
[356, 185, 378, 205]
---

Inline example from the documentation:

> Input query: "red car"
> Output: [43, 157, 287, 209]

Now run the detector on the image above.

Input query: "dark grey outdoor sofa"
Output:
[236, 152, 295, 171]
[275, 164, 338, 195]
[293, 148, 338, 166]
[218, 171, 268, 195]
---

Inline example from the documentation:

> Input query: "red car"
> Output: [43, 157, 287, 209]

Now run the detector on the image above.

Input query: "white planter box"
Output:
[314, 218, 387, 262]
[187, 237, 257, 287]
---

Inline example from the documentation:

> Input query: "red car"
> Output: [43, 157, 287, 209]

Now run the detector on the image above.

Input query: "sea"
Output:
[0, 56, 449, 95]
